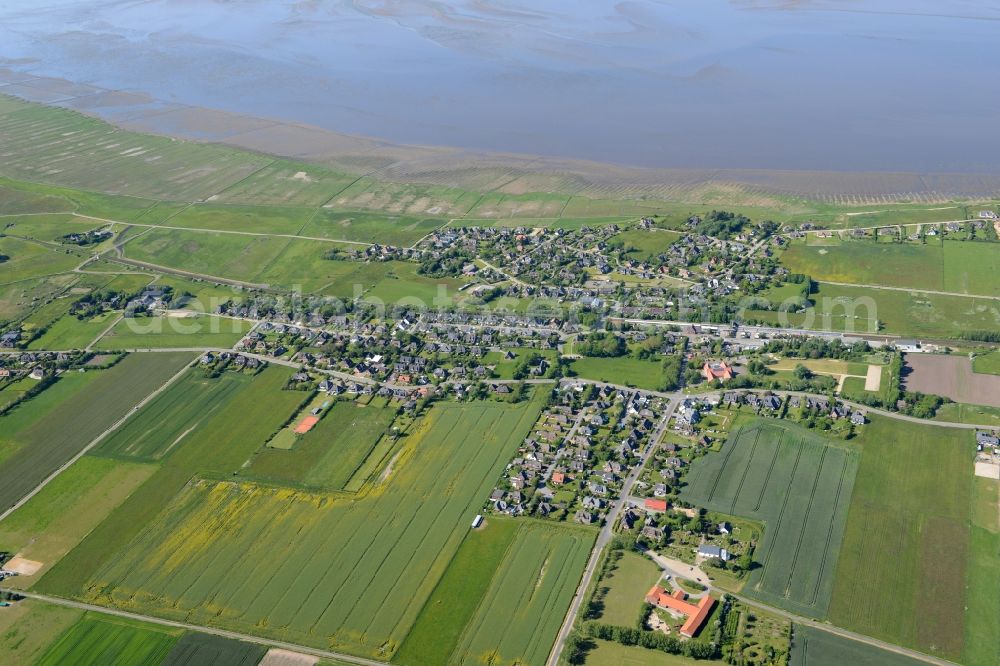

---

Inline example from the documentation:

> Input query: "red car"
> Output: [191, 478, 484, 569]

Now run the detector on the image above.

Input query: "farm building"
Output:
[644, 585, 716, 638]
[702, 361, 734, 382]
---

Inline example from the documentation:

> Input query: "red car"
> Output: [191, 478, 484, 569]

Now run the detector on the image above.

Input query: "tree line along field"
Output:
[65, 397, 543, 658]
[779, 238, 1000, 297]
[0, 351, 193, 513]
[828, 417, 974, 661]
[681, 420, 859, 618]
[246, 398, 397, 490]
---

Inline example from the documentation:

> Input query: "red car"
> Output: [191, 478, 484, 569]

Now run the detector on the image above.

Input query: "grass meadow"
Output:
[0, 351, 192, 512]
[972, 350, 1000, 375]
[27, 311, 118, 350]
[682, 420, 858, 617]
[780, 239, 1000, 297]
[71, 398, 542, 658]
[829, 417, 973, 660]
[595, 551, 662, 627]
[569, 356, 669, 392]
[962, 477, 1000, 666]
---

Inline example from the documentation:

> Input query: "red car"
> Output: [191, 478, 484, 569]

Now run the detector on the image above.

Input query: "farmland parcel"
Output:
[682, 420, 858, 617]
[0, 351, 193, 512]
[73, 398, 543, 658]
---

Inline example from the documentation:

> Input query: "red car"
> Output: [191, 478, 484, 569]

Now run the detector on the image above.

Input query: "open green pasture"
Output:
[569, 355, 669, 392]
[0, 351, 192, 512]
[210, 158, 357, 207]
[1, 212, 106, 242]
[304, 209, 445, 245]
[0, 598, 83, 664]
[829, 417, 973, 660]
[595, 551, 662, 627]
[780, 239, 1000, 297]
[27, 311, 118, 350]
[448, 521, 595, 666]
[35, 613, 182, 666]
[157, 203, 314, 235]
[92, 314, 252, 350]
[744, 282, 1000, 339]
[95, 370, 249, 461]
[963, 478, 1000, 666]
[682, 419, 858, 618]
[972, 350, 1000, 375]
[610, 228, 682, 261]
[0, 235, 82, 282]
[73, 397, 543, 658]
[247, 398, 396, 490]
[0, 97, 270, 201]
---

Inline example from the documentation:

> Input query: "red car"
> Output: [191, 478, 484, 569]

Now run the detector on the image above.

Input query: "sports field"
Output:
[77, 398, 543, 657]
[0, 351, 193, 512]
[95, 370, 250, 461]
[829, 417, 973, 660]
[35, 613, 182, 666]
[448, 521, 594, 666]
[248, 398, 396, 490]
[682, 420, 858, 617]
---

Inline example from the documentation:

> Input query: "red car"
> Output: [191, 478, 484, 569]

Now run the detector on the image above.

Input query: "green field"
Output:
[72, 398, 543, 657]
[596, 551, 662, 627]
[789, 625, 925, 666]
[682, 420, 858, 617]
[0, 351, 192, 512]
[829, 417, 973, 660]
[972, 350, 1000, 375]
[395, 517, 522, 666]
[37, 366, 303, 597]
[27, 311, 118, 350]
[448, 521, 595, 666]
[611, 228, 682, 261]
[933, 402, 1000, 427]
[35, 613, 182, 666]
[570, 356, 669, 391]
[95, 370, 250, 461]
[744, 282, 1000, 338]
[247, 398, 396, 490]
[0, 598, 83, 664]
[780, 239, 1000, 297]
[0, 455, 154, 586]
[161, 632, 267, 666]
[0, 234, 82, 282]
[304, 209, 445, 245]
[92, 314, 252, 350]
[962, 478, 1000, 666]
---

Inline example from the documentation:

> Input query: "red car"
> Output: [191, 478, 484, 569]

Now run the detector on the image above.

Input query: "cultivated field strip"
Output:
[449, 523, 594, 666]
[682, 421, 859, 618]
[79, 400, 542, 658]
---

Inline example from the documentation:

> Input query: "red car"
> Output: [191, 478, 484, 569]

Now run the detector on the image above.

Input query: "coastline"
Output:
[2, 66, 1000, 205]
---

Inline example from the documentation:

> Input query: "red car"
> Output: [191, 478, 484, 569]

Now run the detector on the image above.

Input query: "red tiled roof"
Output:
[644, 585, 716, 638]
[644, 498, 668, 512]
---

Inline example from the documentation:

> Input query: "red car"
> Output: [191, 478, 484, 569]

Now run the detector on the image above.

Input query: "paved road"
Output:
[546, 394, 680, 666]
[0, 590, 387, 666]
[0, 353, 198, 522]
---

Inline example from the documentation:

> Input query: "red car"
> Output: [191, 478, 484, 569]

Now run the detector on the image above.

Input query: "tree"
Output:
[793, 363, 813, 380]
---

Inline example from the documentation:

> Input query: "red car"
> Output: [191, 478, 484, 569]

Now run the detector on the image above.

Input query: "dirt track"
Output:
[903, 354, 1000, 408]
